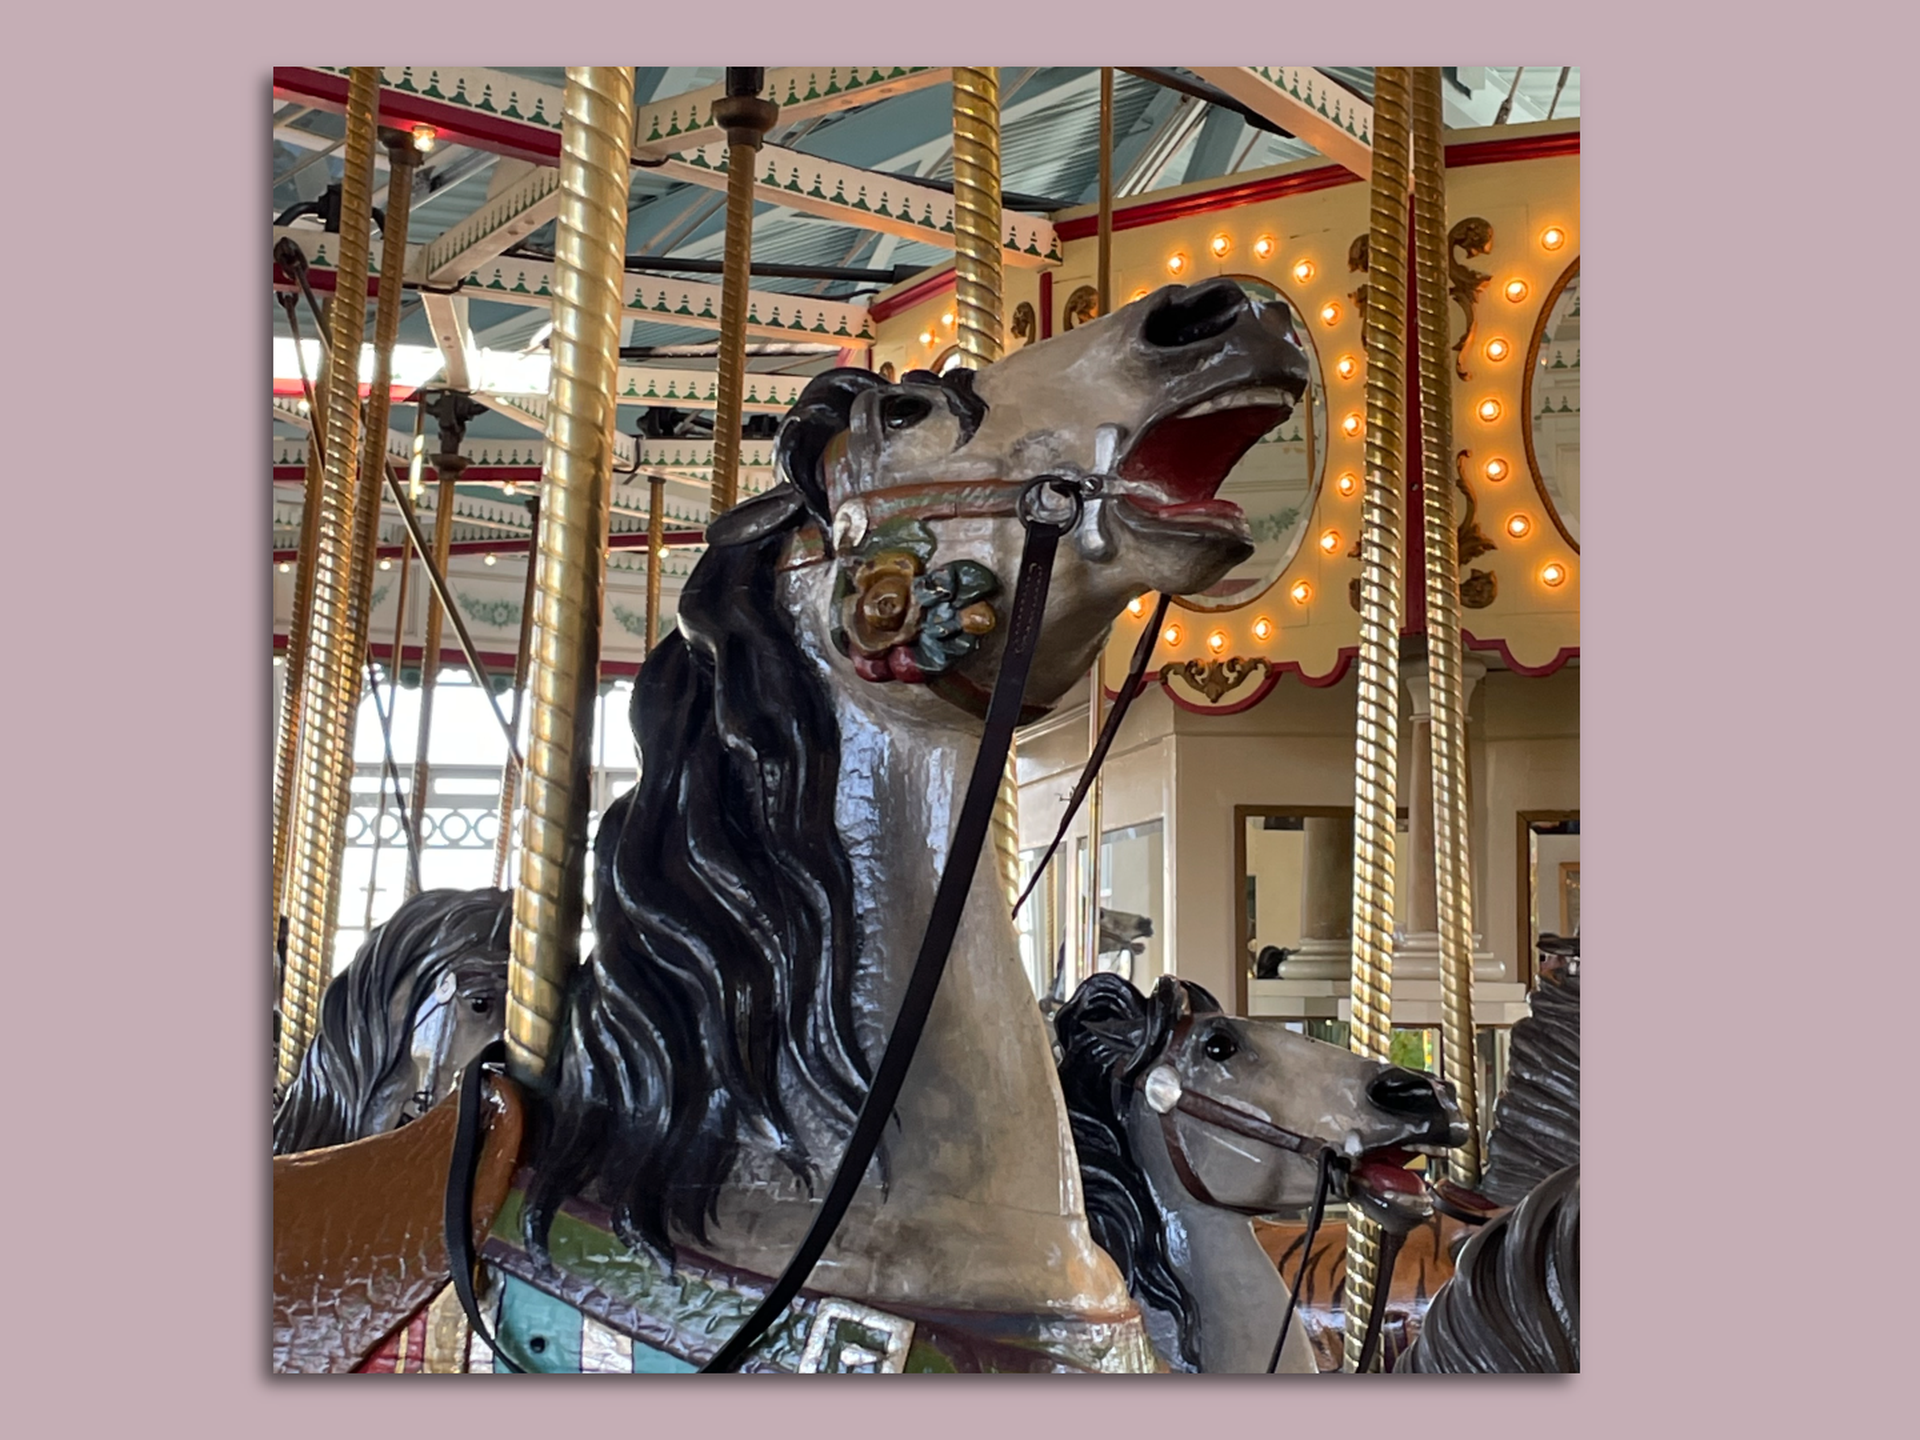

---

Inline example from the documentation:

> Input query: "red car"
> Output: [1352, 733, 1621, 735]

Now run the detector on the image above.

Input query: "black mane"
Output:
[524, 371, 892, 1259]
[272, 887, 512, 1155]
[1479, 956, 1580, 1205]
[1053, 973, 1206, 1370]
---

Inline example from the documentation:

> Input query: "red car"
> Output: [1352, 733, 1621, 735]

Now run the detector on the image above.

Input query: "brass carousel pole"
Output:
[491, 496, 540, 890]
[1080, 66, 1115, 983]
[644, 475, 666, 649]
[952, 67, 1021, 915]
[276, 67, 379, 1089]
[708, 70, 777, 517]
[505, 66, 634, 1089]
[1342, 64, 1413, 1372]
[1411, 67, 1482, 1186]
[403, 426, 461, 899]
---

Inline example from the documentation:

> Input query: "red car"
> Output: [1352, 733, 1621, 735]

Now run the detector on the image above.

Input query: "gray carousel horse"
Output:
[278, 278, 1329, 1372]
[1052, 972, 1464, 1372]
[273, 887, 512, 1155]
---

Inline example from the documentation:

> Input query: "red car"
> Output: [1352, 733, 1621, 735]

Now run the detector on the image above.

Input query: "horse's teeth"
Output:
[1343, 1131, 1364, 1158]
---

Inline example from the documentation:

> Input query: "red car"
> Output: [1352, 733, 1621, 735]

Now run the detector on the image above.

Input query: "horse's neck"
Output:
[1134, 1124, 1318, 1374]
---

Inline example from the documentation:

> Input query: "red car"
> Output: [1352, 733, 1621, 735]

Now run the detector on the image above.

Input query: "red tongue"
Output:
[1353, 1148, 1423, 1196]
[1116, 404, 1285, 500]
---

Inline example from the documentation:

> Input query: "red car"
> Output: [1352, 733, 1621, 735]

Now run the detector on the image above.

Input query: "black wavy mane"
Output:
[1479, 954, 1580, 1205]
[1053, 973, 1205, 1370]
[1396, 1162, 1580, 1372]
[272, 887, 512, 1155]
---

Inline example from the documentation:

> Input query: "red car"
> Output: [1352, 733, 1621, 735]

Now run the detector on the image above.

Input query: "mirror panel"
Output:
[1524, 259, 1581, 550]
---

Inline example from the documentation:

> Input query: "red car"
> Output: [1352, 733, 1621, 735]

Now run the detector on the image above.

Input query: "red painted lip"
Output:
[1350, 1146, 1424, 1197]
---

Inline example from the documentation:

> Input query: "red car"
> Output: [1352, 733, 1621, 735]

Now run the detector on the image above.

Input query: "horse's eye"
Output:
[469, 996, 491, 1015]
[881, 393, 933, 431]
[1202, 1031, 1238, 1062]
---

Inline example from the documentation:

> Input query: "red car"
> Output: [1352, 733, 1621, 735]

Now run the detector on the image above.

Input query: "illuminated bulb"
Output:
[1252, 616, 1274, 642]
[1506, 514, 1532, 538]
[410, 123, 437, 153]
[1505, 279, 1529, 303]
[1336, 355, 1357, 380]
[1541, 561, 1567, 587]
[1541, 226, 1566, 251]
[1131, 288, 1149, 302]
[1207, 629, 1228, 653]
[277, 561, 292, 573]
[1485, 337, 1510, 362]
[1485, 457, 1509, 482]
[919, 330, 934, 346]
[1290, 581, 1312, 605]
[942, 311, 955, 328]
[1127, 597, 1145, 617]
[1210, 234, 1231, 259]
[1342, 413, 1362, 437]
[1337, 472, 1357, 496]
[1253, 235, 1275, 260]
[1478, 398, 1502, 422]
[1320, 301, 1341, 326]
[1292, 259, 1315, 283]
[296, 399, 310, 415]
[502, 480, 518, 495]
[1162, 623, 1182, 646]
[483, 553, 498, 566]
[378, 557, 393, 570]
[1319, 529, 1341, 553]
[654, 545, 667, 562]
[1167, 252, 1188, 276]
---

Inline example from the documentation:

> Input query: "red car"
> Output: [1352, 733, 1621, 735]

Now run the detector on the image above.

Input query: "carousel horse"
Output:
[280, 277, 1402, 1373]
[1052, 973, 1464, 1372]
[273, 887, 512, 1155]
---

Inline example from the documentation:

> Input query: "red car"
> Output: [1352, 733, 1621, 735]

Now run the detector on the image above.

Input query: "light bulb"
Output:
[483, 553, 498, 566]
[1541, 226, 1566, 251]
[1127, 597, 1145, 617]
[1319, 529, 1341, 553]
[1290, 581, 1312, 604]
[1541, 561, 1567, 587]
[1293, 259, 1315, 283]
[277, 561, 292, 573]
[942, 311, 955, 327]
[1342, 413, 1362, 437]
[1162, 624, 1182, 646]
[1252, 616, 1274, 642]
[1210, 234, 1231, 258]
[1167, 252, 1188, 276]
[1320, 301, 1341, 326]
[410, 124, 437, 153]
[918, 330, 933, 346]
[1131, 288, 1149, 302]
[378, 557, 393, 570]
[1485, 457, 1509, 482]
[1485, 337, 1510, 362]
[1506, 514, 1532, 538]
[1336, 355, 1357, 380]
[1505, 279, 1529, 303]
[1337, 472, 1357, 496]
[1478, 398, 1502, 422]
[1207, 629, 1227, 652]
[502, 480, 518, 495]
[1253, 235, 1275, 260]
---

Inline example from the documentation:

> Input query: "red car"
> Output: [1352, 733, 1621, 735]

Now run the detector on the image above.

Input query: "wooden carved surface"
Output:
[1159, 656, 1268, 703]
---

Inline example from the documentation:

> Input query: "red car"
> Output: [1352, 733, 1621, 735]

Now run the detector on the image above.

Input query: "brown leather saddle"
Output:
[272, 1076, 526, 1373]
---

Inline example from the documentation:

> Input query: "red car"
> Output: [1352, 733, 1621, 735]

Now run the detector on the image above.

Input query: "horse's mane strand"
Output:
[525, 377, 890, 1258]
[272, 887, 513, 1155]
[1479, 963, 1580, 1205]
[1053, 974, 1204, 1371]
[1396, 1162, 1580, 1373]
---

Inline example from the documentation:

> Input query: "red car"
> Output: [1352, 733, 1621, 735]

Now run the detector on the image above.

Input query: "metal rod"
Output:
[277, 68, 380, 1090]
[1493, 67, 1526, 125]
[404, 463, 458, 900]
[1097, 67, 1114, 316]
[365, 496, 422, 922]
[362, 658, 422, 925]
[709, 70, 778, 517]
[1342, 64, 1412, 1374]
[1547, 66, 1570, 120]
[506, 66, 634, 1089]
[492, 497, 541, 890]
[644, 475, 665, 652]
[1083, 70, 1114, 984]
[1411, 67, 1481, 1188]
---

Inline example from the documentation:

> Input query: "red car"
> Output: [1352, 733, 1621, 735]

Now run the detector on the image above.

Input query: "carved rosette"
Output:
[1158, 656, 1270, 705]
[829, 517, 999, 684]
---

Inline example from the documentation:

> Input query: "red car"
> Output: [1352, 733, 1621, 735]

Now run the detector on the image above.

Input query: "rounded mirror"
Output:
[1173, 275, 1327, 611]
[1524, 259, 1580, 550]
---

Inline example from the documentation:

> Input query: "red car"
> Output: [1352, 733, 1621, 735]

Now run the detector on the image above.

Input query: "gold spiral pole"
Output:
[644, 475, 666, 651]
[506, 66, 634, 1088]
[1342, 64, 1412, 1373]
[272, 304, 329, 963]
[709, 72, 778, 518]
[491, 496, 540, 891]
[277, 67, 379, 1089]
[951, 66, 1021, 912]
[1411, 66, 1481, 1187]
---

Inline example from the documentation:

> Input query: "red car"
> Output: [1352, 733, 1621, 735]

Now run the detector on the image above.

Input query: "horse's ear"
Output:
[776, 368, 886, 527]
[1134, 976, 1193, 1074]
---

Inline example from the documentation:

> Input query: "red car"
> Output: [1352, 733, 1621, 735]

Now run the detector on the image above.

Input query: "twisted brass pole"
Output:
[404, 462, 459, 899]
[492, 498, 540, 891]
[1097, 67, 1113, 316]
[644, 475, 666, 651]
[709, 71, 777, 517]
[277, 67, 379, 1089]
[951, 66, 1021, 913]
[1081, 68, 1114, 983]
[506, 66, 633, 1089]
[1342, 64, 1412, 1373]
[1411, 66, 1481, 1187]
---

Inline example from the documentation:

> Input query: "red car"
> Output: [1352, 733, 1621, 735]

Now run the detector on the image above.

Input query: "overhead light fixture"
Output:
[277, 561, 292, 573]
[410, 124, 437, 153]
[378, 557, 393, 570]
[483, 553, 498, 566]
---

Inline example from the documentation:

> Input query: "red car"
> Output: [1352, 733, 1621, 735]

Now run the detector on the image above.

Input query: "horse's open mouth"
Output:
[1110, 384, 1296, 528]
[1342, 1142, 1448, 1226]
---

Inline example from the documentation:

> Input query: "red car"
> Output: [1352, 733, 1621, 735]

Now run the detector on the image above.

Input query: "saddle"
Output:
[272, 1075, 526, 1373]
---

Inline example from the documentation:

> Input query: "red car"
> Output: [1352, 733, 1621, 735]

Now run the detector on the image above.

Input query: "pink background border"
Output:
[21, 5, 1892, 1431]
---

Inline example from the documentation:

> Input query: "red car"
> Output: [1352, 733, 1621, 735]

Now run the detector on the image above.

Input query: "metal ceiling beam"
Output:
[633, 66, 949, 158]
[1187, 68, 1374, 179]
[418, 291, 473, 389]
[1440, 67, 1554, 128]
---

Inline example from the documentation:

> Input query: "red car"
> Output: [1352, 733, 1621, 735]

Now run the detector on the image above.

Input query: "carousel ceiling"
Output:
[269, 65, 1580, 607]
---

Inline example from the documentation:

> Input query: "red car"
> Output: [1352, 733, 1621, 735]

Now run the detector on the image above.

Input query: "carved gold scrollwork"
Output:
[1348, 232, 1370, 313]
[1453, 448, 1497, 564]
[1447, 217, 1494, 381]
[1063, 284, 1100, 331]
[1159, 656, 1268, 703]
[1460, 569, 1498, 608]
[1010, 301, 1037, 347]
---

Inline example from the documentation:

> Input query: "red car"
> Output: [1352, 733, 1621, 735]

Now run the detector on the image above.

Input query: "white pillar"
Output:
[1397, 657, 1500, 981]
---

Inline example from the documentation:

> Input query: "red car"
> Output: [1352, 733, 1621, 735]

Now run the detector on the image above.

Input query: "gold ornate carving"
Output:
[1447, 217, 1494, 381]
[878, 361, 896, 382]
[1159, 656, 1268, 703]
[1453, 449, 1497, 564]
[1460, 569, 1497, 608]
[1062, 284, 1100, 331]
[1347, 232, 1370, 314]
[1010, 300, 1037, 347]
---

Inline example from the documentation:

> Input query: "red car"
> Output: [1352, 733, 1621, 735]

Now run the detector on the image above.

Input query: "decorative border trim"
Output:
[869, 267, 956, 322]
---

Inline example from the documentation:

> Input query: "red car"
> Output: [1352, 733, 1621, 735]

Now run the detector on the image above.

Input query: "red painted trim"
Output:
[273, 264, 382, 299]
[1053, 130, 1579, 240]
[1039, 270, 1053, 339]
[271, 529, 704, 564]
[272, 68, 564, 166]
[271, 465, 540, 484]
[271, 380, 414, 403]
[1463, 632, 1578, 678]
[869, 267, 955, 322]
[274, 635, 644, 680]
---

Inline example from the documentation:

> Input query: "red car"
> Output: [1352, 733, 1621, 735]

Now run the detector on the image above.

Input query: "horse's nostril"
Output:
[1367, 1067, 1448, 1119]
[1141, 279, 1248, 349]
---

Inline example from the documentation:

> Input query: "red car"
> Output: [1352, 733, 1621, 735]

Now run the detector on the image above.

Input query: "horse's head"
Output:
[1056, 974, 1465, 1231]
[750, 277, 1310, 714]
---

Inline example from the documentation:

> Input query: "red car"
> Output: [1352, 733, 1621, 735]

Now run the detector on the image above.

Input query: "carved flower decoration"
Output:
[830, 518, 1000, 684]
